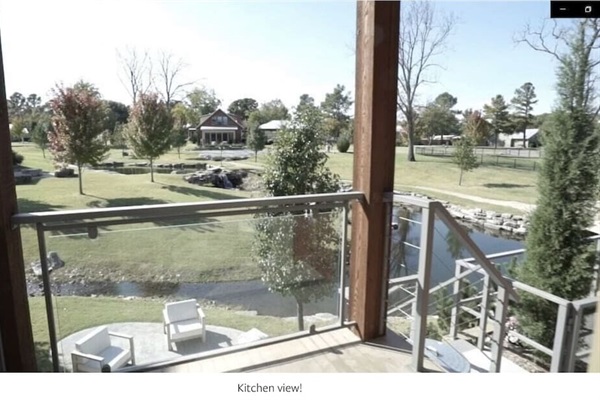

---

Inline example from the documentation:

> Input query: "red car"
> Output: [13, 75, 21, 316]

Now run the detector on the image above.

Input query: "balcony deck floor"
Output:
[158, 328, 442, 373]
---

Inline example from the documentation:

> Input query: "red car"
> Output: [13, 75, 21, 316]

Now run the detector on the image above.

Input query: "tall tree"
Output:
[126, 92, 174, 182]
[259, 99, 290, 122]
[170, 102, 190, 158]
[185, 86, 222, 124]
[103, 100, 129, 135]
[419, 92, 460, 144]
[155, 51, 193, 107]
[254, 103, 340, 331]
[397, 0, 457, 161]
[462, 109, 491, 144]
[513, 19, 600, 350]
[31, 111, 52, 158]
[321, 84, 353, 140]
[49, 81, 108, 195]
[228, 98, 258, 120]
[117, 47, 151, 105]
[483, 95, 512, 148]
[511, 82, 538, 148]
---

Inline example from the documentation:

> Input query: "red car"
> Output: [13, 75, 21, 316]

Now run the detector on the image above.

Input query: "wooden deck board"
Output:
[154, 328, 442, 373]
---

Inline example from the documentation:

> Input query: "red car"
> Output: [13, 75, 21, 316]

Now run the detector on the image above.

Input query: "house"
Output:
[195, 109, 245, 145]
[497, 128, 541, 148]
[258, 119, 288, 143]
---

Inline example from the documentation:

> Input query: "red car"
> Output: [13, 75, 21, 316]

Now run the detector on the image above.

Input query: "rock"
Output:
[484, 222, 503, 231]
[503, 221, 519, 229]
[54, 168, 75, 178]
[501, 213, 513, 219]
[30, 251, 65, 277]
[513, 227, 527, 235]
[512, 215, 523, 221]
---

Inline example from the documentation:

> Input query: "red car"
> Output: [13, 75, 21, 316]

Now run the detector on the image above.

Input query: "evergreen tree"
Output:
[483, 95, 512, 148]
[514, 20, 600, 350]
[511, 82, 538, 148]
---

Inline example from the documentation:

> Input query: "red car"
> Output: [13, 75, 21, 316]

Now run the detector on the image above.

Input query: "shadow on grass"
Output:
[17, 198, 66, 213]
[483, 183, 533, 189]
[158, 183, 245, 201]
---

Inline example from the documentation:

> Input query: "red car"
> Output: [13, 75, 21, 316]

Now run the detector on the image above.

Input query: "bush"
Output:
[12, 150, 24, 166]
[336, 136, 350, 153]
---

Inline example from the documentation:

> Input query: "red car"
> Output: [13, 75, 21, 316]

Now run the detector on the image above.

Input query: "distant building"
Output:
[497, 128, 541, 148]
[258, 120, 289, 144]
[195, 109, 245, 145]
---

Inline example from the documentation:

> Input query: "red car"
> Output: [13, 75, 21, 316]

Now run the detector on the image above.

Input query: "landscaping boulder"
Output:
[54, 167, 75, 178]
[31, 251, 65, 277]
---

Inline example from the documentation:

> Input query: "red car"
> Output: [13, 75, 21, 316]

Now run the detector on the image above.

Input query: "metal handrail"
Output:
[12, 191, 365, 226]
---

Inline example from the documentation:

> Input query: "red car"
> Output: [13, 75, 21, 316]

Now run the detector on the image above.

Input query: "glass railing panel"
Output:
[28, 205, 345, 372]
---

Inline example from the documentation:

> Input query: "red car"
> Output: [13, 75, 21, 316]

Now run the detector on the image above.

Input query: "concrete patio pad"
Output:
[57, 322, 247, 371]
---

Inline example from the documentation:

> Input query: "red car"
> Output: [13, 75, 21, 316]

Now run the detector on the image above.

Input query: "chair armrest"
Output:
[71, 350, 104, 363]
[109, 331, 133, 340]
[197, 306, 206, 320]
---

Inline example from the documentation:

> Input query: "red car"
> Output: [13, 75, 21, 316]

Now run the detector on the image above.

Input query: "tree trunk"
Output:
[255, 150, 258, 162]
[41, 147, 45, 158]
[407, 116, 417, 162]
[459, 169, 463, 186]
[494, 132, 498, 149]
[77, 163, 83, 195]
[296, 297, 305, 331]
[150, 157, 154, 183]
[177, 148, 181, 159]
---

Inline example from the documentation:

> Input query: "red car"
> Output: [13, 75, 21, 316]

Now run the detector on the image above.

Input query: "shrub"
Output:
[12, 150, 24, 166]
[336, 136, 350, 153]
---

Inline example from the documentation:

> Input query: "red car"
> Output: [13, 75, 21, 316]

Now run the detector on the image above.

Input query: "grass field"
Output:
[13, 142, 537, 284]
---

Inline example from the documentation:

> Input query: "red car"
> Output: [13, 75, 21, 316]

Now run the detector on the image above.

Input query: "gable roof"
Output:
[499, 128, 540, 141]
[196, 109, 244, 129]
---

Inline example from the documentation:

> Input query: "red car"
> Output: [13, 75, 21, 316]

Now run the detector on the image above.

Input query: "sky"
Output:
[0, 0, 565, 115]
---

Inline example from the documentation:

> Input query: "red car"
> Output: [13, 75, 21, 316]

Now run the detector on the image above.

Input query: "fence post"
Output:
[478, 274, 491, 350]
[489, 285, 508, 373]
[513, 159, 517, 169]
[550, 303, 572, 372]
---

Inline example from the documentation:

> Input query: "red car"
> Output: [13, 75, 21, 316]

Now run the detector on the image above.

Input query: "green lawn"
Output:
[14, 142, 537, 284]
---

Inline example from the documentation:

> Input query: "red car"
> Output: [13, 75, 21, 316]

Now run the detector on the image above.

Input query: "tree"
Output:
[49, 81, 108, 195]
[512, 19, 600, 350]
[126, 93, 174, 182]
[254, 104, 340, 331]
[246, 111, 267, 162]
[117, 47, 151, 105]
[170, 102, 190, 158]
[103, 100, 129, 134]
[31, 111, 52, 158]
[155, 51, 193, 107]
[259, 99, 290, 122]
[484, 95, 512, 148]
[185, 86, 222, 124]
[453, 135, 477, 186]
[418, 93, 460, 144]
[511, 82, 538, 148]
[228, 98, 258, 120]
[462, 109, 491, 144]
[12, 150, 23, 166]
[321, 84, 353, 140]
[397, 0, 457, 161]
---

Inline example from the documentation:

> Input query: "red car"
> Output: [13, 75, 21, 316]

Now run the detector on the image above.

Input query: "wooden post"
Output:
[0, 32, 37, 371]
[349, 0, 400, 340]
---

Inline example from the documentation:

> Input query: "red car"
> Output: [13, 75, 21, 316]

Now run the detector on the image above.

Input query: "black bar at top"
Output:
[551, 1, 600, 18]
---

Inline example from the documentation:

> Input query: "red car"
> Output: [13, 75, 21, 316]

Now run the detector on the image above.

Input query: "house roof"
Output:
[258, 120, 288, 130]
[196, 109, 244, 129]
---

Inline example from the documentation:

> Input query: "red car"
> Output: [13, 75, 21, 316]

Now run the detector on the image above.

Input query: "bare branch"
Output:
[117, 47, 150, 105]
[153, 51, 195, 107]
